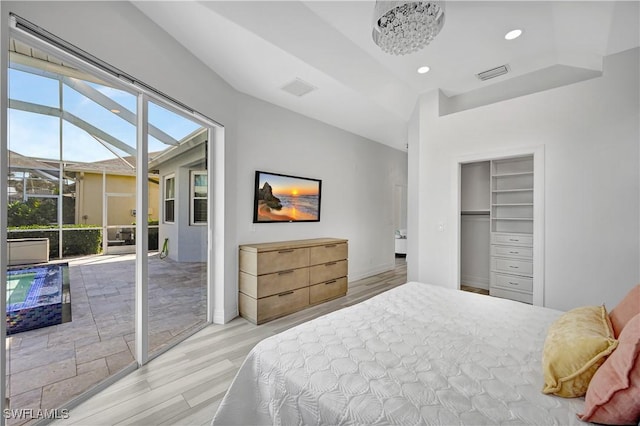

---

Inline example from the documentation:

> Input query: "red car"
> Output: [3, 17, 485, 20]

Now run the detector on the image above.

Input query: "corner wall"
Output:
[408, 48, 640, 311]
[235, 94, 408, 280]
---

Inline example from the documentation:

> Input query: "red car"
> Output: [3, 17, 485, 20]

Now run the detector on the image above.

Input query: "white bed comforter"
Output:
[212, 282, 586, 425]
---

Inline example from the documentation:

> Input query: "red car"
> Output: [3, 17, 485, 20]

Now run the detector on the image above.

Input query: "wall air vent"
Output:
[476, 64, 510, 81]
[281, 78, 317, 97]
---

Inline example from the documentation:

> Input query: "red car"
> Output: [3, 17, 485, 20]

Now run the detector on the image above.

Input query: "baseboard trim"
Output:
[349, 262, 396, 282]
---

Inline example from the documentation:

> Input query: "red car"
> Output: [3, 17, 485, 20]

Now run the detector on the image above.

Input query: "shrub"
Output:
[8, 225, 102, 258]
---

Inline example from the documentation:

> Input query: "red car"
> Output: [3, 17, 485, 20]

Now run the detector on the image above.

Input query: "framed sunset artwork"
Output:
[253, 171, 321, 223]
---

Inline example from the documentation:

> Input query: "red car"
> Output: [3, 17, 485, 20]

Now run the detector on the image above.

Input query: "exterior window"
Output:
[164, 175, 175, 223]
[191, 171, 207, 225]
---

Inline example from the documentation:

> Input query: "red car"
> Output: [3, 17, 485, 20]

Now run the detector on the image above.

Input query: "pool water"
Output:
[7, 273, 36, 305]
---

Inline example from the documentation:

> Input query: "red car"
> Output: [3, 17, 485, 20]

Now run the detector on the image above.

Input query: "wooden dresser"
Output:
[238, 238, 348, 324]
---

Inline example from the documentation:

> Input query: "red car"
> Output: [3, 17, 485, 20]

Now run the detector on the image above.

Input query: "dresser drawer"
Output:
[491, 272, 533, 293]
[250, 247, 309, 275]
[490, 287, 533, 304]
[491, 233, 533, 247]
[310, 277, 347, 304]
[257, 287, 310, 324]
[491, 245, 533, 259]
[309, 243, 347, 265]
[309, 260, 347, 285]
[491, 257, 533, 276]
[239, 268, 309, 299]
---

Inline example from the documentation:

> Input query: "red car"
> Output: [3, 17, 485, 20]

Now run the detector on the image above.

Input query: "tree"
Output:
[7, 198, 58, 227]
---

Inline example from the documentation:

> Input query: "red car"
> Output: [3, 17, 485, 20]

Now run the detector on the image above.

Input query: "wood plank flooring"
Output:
[54, 258, 407, 426]
[460, 284, 490, 295]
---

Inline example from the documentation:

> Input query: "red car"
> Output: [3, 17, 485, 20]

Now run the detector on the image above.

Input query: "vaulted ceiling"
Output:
[133, 1, 640, 151]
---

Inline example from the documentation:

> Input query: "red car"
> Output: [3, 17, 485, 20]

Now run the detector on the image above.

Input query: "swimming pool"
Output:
[6, 263, 68, 335]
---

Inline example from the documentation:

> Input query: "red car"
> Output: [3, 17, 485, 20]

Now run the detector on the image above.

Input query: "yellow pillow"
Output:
[542, 305, 618, 398]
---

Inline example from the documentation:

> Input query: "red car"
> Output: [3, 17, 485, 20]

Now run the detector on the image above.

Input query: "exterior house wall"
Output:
[156, 145, 207, 262]
[77, 173, 159, 228]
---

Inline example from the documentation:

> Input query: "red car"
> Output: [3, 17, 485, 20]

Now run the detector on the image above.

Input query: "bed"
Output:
[212, 281, 588, 425]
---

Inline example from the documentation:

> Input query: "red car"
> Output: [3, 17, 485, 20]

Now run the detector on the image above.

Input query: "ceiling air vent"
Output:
[281, 78, 317, 97]
[476, 64, 510, 81]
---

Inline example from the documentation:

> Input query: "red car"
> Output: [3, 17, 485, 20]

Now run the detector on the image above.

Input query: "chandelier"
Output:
[372, 1, 446, 55]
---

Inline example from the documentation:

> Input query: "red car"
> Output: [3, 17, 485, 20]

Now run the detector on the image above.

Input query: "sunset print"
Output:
[254, 171, 321, 222]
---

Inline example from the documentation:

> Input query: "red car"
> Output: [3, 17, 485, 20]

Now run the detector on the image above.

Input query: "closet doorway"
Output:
[460, 162, 490, 295]
[454, 147, 545, 306]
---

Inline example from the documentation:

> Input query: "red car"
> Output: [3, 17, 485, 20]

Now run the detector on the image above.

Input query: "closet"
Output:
[460, 162, 490, 291]
[460, 155, 534, 304]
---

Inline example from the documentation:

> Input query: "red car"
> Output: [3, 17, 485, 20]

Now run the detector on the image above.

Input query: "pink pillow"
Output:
[609, 285, 640, 337]
[578, 313, 640, 425]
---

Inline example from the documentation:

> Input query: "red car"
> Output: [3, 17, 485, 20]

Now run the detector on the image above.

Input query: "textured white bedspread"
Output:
[212, 282, 586, 425]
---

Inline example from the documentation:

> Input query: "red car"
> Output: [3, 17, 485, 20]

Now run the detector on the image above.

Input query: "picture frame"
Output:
[253, 171, 321, 223]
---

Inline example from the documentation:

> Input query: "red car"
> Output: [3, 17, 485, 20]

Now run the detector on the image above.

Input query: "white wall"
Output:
[235, 94, 407, 280]
[2, 1, 408, 321]
[461, 162, 490, 212]
[408, 48, 640, 311]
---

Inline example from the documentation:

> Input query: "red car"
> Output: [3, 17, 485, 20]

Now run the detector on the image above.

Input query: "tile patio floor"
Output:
[6, 254, 207, 426]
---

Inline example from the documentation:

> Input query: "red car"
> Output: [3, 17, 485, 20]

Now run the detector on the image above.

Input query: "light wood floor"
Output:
[460, 284, 490, 295]
[54, 258, 407, 426]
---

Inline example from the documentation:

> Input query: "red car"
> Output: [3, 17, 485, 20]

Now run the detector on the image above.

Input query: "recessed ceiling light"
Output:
[110, 109, 121, 114]
[417, 66, 430, 74]
[505, 29, 522, 40]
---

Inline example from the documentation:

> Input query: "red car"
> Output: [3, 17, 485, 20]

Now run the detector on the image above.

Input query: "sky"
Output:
[8, 66, 203, 163]
[258, 172, 320, 197]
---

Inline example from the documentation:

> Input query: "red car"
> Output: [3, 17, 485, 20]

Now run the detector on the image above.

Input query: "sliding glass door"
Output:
[6, 38, 140, 420]
[2, 18, 221, 422]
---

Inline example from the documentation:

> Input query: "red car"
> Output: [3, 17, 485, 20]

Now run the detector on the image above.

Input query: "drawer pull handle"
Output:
[325, 280, 337, 285]
[509, 282, 519, 286]
[324, 244, 337, 248]
[278, 249, 294, 254]
[509, 266, 519, 269]
[325, 262, 337, 266]
[278, 270, 294, 275]
[278, 291, 294, 297]
[509, 251, 519, 254]
[509, 238, 519, 242]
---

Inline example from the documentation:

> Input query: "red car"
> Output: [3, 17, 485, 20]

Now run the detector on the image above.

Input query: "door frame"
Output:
[103, 192, 136, 254]
[452, 145, 545, 306]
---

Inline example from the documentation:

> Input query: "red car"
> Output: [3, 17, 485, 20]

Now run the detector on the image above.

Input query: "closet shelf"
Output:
[491, 188, 533, 193]
[492, 203, 533, 207]
[491, 217, 533, 221]
[492, 171, 533, 178]
[461, 210, 490, 215]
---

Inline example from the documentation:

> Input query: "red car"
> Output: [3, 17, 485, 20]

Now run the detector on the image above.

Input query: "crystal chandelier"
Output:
[372, 1, 446, 55]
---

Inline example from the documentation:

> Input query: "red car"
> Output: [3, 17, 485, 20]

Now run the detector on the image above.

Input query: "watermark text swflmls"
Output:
[3, 408, 70, 420]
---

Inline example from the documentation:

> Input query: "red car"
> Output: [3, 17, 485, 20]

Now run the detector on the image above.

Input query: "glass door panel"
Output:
[6, 38, 137, 419]
[146, 100, 208, 357]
